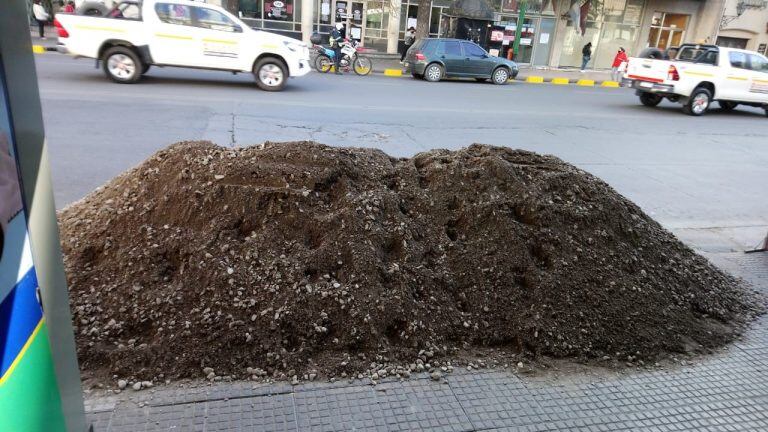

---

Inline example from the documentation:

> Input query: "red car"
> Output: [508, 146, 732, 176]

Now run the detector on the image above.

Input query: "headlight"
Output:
[283, 41, 304, 52]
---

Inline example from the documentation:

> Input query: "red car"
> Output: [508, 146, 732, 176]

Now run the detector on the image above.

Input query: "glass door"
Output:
[532, 17, 555, 66]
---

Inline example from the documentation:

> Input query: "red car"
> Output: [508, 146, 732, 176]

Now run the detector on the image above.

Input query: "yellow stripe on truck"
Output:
[202, 38, 237, 45]
[727, 76, 749, 81]
[74, 24, 126, 32]
[155, 33, 193, 40]
[684, 71, 714, 77]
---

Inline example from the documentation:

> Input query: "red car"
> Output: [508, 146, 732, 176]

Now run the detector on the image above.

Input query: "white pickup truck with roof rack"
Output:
[54, 0, 310, 91]
[622, 44, 768, 116]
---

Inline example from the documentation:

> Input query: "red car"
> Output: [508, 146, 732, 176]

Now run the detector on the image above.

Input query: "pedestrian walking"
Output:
[64, 1, 76, 13]
[611, 47, 629, 82]
[32, 0, 50, 39]
[580, 42, 592, 72]
[401, 27, 416, 63]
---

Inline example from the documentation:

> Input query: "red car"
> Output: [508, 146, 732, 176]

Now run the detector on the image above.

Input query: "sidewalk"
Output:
[84, 247, 768, 431]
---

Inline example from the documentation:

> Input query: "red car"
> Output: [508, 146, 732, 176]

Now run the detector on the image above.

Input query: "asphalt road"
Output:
[35, 53, 768, 252]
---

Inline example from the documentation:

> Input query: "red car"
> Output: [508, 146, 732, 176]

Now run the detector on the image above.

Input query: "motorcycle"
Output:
[313, 40, 372, 76]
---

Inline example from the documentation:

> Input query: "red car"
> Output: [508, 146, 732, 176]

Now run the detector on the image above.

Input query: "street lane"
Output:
[35, 54, 768, 251]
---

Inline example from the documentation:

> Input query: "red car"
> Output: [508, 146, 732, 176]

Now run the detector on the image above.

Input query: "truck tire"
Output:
[639, 92, 663, 107]
[719, 101, 738, 111]
[683, 87, 712, 116]
[102, 46, 143, 84]
[253, 57, 287, 92]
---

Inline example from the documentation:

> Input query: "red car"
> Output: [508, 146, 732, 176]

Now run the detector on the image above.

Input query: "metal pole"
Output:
[512, 0, 527, 59]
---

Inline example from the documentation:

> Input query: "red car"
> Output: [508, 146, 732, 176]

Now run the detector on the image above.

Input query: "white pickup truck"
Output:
[623, 44, 768, 116]
[55, 0, 311, 91]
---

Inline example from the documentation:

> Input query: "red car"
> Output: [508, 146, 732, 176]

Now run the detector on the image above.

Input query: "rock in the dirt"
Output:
[430, 371, 442, 381]
[117, 380, 127, 390]
[132, 382, 142, 391]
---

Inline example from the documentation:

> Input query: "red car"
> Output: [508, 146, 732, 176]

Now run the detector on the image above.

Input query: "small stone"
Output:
[142, 381, 153, 388]
[371, 373, 380, 380]
[430, 371, 441, 381]
[132, 382, 142, 391]
[207, 372, 216, 380]
[117, 380, 127, 390]
[203, 367, 214, 375]
[517, 362, 524, 368]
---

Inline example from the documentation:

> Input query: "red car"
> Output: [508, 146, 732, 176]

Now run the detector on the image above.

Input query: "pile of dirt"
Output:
[60, 141, 761, 384]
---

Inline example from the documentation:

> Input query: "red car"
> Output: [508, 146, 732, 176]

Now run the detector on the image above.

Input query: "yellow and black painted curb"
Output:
[381, 69, 620, 88]
[32, 45, 58, 54]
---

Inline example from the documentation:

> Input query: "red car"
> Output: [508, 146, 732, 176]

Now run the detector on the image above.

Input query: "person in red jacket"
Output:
[611, 47, 629, 82]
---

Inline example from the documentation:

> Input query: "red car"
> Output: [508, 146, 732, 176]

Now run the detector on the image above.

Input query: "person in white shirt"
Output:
[32, 0, 50, 39]
[0, 133, 23, 261]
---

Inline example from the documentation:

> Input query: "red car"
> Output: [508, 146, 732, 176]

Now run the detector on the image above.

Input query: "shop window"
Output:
[430, 7, 441, 34]
[239, 0, 261, 19]
[319, 0, 331, 24]
[264, 0, 293, 21]
[366, 1, 388, 30]
[647, 12, 688, 50]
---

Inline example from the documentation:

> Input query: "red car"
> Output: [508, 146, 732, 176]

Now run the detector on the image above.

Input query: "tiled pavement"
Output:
[84, 251, 768, 432]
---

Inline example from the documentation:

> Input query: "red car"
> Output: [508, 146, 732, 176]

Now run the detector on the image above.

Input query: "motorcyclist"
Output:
[329, 23, 344, 75]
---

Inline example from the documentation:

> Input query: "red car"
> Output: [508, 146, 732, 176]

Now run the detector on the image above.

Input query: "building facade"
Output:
[717, 0, 768, 54]
[207, 0, 729, 68]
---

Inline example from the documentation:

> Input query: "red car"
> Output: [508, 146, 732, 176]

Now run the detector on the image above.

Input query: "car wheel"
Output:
[639, 92, 662, 107]
[718, 101, 738, 111]
[102, 46, 142, 84]
[424, 63, 442, 82]
[683, 87, 711, 116]
[254, 57, 287, 92]
[491, 67, 509, 85]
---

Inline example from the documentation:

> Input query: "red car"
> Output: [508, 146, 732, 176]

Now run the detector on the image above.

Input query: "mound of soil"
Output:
[60, 142, 760, 383]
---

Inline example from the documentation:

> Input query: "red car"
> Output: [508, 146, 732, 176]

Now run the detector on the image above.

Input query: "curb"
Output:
[383, 69, 402, 77]
[525, 76, 544, 84]
[32, 45, 57, 54]
[577, 79, 595, 87]
[551, 77, 569, 85]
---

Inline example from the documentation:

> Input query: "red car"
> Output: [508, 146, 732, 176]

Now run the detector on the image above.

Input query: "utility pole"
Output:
[512, 0, 527, 59]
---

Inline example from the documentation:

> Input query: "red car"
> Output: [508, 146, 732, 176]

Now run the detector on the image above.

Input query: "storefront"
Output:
[218, 0, 724, 66]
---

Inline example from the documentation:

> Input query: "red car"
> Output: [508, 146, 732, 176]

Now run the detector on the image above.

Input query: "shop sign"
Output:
[265, 0, 292, 20]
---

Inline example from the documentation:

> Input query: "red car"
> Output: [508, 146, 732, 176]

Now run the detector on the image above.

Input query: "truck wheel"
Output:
[718, 101, 737, 111]
[639, 92, 662, 107]
[253, 57, 287, 92]
[102, 46, 142, 84]
[683, 88, 712, 116]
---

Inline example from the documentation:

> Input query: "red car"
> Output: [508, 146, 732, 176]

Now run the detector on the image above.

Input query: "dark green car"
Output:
[404, 38, 519, 85]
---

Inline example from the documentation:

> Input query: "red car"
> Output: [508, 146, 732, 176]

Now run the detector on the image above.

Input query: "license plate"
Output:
[639, 81, 653, 88]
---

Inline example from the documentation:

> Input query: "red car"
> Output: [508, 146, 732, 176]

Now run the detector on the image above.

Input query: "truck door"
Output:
[149, 2, 199, 66]
[746, 54, 768, 103]
[719, 51, 752, 101]
[189, 6, 243, 70]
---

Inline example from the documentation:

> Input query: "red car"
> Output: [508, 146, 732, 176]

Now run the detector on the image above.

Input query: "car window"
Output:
[437, 41, 462, 56]
[729, 51, 748, 69]
[155, 3, 192, 26]
[749, 54, 768, 73]
[108, 3, 141, 20]
[462, 42, 486, 58]
[699, 51, 717, 65]
[193, 7, 240, 32]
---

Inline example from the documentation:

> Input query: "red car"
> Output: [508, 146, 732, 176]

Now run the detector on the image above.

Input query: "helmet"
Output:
[335, 23, 343, 30]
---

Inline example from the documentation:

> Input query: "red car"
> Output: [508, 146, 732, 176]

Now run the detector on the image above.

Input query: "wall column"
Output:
[387, 0, 403, 54]
[302, 0, 315, 44]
